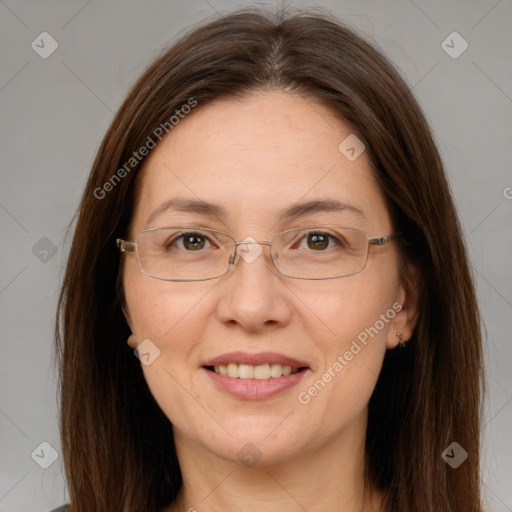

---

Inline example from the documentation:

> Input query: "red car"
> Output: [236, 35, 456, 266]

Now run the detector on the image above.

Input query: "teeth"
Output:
[270, 363, 282, 378]
[212, 363, 299, 379]
[227, 363, 238, 378]
[254, 363, 270, 380]
[238, 364, 254, 379]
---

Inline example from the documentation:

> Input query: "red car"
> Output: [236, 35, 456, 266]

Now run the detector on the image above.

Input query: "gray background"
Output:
[0, 0, 511, 510]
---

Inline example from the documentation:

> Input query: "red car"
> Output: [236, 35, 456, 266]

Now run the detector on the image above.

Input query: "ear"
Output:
[127, 333, 138, 349]
[386, 263, 421, 349]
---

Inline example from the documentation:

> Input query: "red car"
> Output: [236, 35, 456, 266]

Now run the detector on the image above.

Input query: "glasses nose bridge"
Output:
[235, 239, 272, 247]
[230, 238, 273, 266]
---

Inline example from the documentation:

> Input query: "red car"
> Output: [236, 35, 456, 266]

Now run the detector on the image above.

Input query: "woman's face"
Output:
[122, 90, 414, 466]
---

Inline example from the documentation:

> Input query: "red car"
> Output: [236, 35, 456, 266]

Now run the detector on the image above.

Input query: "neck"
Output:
[165, 414, 382, 512]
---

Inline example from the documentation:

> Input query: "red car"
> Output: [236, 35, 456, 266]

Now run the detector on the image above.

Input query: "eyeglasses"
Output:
[116, 226, 400, 281]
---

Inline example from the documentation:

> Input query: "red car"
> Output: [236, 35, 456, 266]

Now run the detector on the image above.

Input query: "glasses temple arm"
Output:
[368, 232, 401, 246]
[116, 239, 136, 253]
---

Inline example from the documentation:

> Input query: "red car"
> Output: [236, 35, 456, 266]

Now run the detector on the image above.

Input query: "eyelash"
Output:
[167, 232, 216, 250]
[165, 230, 344, 251]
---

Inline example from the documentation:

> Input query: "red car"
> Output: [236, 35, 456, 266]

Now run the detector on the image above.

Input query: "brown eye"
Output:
[307, 233, 330, 250]
[164, 232, 211, 251]
[180, 233, 206, 251]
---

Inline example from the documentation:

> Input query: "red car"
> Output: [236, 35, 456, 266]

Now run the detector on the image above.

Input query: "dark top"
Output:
[50, 506, 70, 512]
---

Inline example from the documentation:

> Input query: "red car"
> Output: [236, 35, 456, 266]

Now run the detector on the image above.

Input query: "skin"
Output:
[121, 90, 419, 511]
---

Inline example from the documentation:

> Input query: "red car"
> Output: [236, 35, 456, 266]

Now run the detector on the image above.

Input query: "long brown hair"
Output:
[55, 7, 484, 511]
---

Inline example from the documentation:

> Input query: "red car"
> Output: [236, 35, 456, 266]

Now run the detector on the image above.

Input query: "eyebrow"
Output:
[144, 197, 365, 228]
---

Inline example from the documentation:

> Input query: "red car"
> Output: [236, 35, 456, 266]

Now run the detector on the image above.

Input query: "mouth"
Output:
[202, 351, 310, 378]
[202, 351, 310, 400]
[204, 363, 305, 379]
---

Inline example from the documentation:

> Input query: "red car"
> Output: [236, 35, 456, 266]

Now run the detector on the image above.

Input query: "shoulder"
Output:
[49, 506, 70, 512]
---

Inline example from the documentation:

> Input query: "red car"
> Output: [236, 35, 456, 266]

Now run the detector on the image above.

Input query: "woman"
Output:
[53, 7, 484, 511]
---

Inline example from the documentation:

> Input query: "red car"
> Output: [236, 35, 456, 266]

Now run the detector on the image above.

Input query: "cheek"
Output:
[124, 258, 211, 341]
[123, 266, 212, 383]
[295, 259, 398, 348]
[294, 264, 397, 409]
[124, 276, 216, 426]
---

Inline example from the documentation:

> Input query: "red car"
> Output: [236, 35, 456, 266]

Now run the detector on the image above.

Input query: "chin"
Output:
[191, 415, 313, 466]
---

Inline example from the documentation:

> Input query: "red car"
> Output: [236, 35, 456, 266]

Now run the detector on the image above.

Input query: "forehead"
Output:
[130, 91, 390, 235]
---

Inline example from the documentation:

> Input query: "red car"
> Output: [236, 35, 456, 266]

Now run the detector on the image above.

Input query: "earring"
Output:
[397, 332, 407, 348]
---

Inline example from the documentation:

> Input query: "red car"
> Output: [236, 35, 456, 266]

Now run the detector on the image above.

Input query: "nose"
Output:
[230, 239, 272, 266]
[216, 239, 292, 332]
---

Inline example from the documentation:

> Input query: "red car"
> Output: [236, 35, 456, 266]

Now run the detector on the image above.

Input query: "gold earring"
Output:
[397, 332, 407, 348]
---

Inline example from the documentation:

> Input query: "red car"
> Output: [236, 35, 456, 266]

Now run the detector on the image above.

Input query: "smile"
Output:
[202, 352, 310, 400]
[207, 363, 301, 379]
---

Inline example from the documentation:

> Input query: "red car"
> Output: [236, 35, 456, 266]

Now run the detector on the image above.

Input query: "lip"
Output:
[202, 366, 310, 400]
[202, 351, 310, 368]
[201, 351, 311, 400]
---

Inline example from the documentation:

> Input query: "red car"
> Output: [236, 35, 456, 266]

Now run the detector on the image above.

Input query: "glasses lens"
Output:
[272, 227, 369, 279]
[136, 227, 235, 280]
